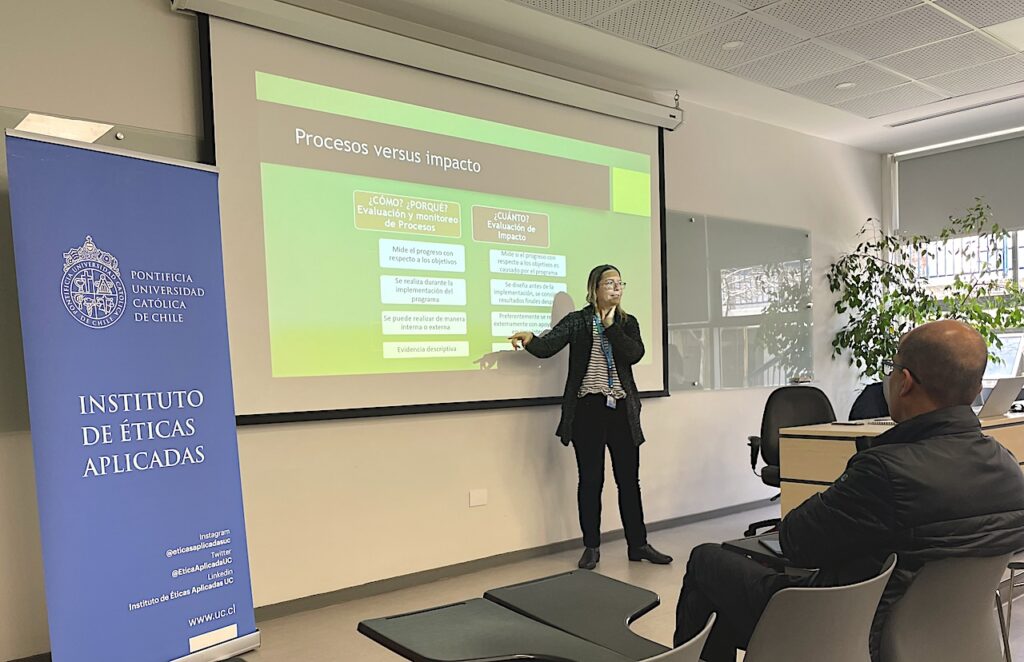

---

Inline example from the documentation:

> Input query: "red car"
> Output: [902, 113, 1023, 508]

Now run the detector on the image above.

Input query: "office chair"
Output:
[849, 382, 889, 420]
[746, 385, 836, 537]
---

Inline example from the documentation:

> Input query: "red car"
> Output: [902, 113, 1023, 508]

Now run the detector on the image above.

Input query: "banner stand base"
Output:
[170, 630, 261, 662]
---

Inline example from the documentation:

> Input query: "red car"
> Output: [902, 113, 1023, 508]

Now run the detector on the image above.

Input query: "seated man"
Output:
[674, 320, 1024, 661]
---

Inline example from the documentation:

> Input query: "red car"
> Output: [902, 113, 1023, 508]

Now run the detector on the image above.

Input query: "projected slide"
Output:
[210, 16, 664, 415]
[254, 73, 653, 378]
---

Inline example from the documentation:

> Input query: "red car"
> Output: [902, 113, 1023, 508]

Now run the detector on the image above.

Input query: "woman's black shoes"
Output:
[578, 545, 670, 568]
[578, 547, 600, 569]
[628, 544, 673, 564]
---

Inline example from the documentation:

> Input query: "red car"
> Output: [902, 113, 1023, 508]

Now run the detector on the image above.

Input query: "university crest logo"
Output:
[61, 235, 126, 328]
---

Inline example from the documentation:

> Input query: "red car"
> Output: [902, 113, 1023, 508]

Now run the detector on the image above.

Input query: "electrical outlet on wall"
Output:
[469, 489, 488, 507]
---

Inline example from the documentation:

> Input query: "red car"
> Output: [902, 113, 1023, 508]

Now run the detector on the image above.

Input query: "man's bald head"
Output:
[896, 320, 988, 408]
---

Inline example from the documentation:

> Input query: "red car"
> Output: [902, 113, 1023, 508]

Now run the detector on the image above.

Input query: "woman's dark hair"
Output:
[585, 264, 627, 321]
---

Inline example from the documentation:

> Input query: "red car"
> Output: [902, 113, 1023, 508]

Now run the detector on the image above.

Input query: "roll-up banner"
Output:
[5, 131, 259, 662]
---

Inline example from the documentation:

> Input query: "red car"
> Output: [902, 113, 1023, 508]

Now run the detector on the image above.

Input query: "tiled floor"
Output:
[234, 504, 1024, 661]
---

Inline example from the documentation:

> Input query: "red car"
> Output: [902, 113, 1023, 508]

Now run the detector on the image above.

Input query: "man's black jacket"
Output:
[525, 305, 645, 446]
[780, 405, 1024, 659]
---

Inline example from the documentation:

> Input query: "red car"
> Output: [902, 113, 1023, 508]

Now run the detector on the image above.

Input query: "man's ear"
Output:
[899, 368, 915, 397]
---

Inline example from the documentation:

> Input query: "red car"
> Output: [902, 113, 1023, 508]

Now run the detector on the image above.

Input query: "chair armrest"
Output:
[747, 436, 761, 471]
[745, 519, 781, 537]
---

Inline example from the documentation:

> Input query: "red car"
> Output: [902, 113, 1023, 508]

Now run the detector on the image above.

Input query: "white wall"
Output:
[0, 1, 880, 658]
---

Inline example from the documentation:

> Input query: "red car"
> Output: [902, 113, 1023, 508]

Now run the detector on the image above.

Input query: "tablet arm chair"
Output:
[744, 555, 896, 662]
[880, 554, 1013, 662]
[643, 613, 716, 662]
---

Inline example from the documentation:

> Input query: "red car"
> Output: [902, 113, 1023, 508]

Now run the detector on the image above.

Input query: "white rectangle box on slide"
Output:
[380, 238, 465, 272]
[491, 311, 552, 336]
[381, 275, 467, 305]
[383, 341, 470, 358]
[382, 312, 467, 335]
[489, 249, 566, 277]
[490, 279, 566, 307]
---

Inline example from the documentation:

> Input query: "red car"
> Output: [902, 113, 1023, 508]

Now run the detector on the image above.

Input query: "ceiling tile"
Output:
[587, 0, 742, 47]
[760, 0, 919, 38]
[786, 63, 908, 105]
[933, 0, 1024, 28]
[662, 14, 803, 69]
[987, 17, 1024, 52]
[876, 32, 1013, 79]
[924, 55, 1024, 96]
[507, 0, 631, 22]
[823, 5, 971, 60]
[729, 41, 860, 88]
[730, 0, 776, 8]
[834, 83, 947, 117]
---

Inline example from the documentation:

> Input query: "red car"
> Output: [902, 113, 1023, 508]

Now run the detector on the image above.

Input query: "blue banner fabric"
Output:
[5, 133, 258, 662]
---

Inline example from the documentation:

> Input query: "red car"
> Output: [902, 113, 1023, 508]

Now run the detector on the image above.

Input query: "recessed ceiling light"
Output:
[721, 41, 745, 50]
[835, 82, 857, 90]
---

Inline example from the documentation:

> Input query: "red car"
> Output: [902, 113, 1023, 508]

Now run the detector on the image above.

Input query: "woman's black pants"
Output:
[571, 394, 647, 549]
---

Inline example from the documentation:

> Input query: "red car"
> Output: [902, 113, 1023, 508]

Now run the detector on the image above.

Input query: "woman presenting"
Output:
[509, 264, 672, 570]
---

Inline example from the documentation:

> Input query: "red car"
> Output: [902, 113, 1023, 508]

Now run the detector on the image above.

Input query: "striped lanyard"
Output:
[593, 314, 615, 389]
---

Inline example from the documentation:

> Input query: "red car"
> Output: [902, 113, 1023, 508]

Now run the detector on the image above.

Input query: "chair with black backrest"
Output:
[849, 382, 889, 420]
[746, 385, 836, 537]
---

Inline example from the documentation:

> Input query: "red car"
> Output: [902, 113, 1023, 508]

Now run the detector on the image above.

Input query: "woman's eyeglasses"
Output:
[600, 280, 627, 290]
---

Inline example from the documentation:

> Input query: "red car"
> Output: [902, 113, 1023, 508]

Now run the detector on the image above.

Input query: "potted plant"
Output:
[828, 199, 1024, 379]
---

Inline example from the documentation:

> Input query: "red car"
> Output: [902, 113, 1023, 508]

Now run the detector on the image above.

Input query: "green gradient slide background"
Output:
[261, 164, 652, 377]
[257, 73, 654, 378]
[256, 72, 650, 174]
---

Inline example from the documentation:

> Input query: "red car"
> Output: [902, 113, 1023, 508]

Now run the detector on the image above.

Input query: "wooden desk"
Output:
[779, 415, 1024, 516]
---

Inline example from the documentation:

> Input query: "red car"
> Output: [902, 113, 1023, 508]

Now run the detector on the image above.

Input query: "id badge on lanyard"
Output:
[595, 314, 617, 409]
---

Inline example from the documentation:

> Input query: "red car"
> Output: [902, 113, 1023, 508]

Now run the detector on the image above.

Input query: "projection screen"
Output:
[208, 17, 666, 418]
